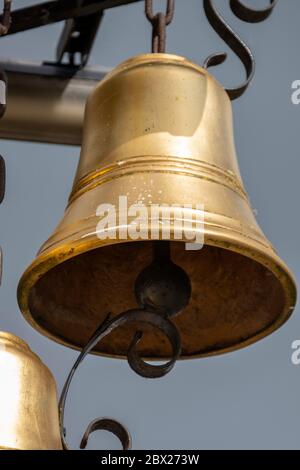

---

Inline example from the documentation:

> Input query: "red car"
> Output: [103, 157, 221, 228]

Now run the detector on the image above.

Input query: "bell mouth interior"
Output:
[22, 240, 294, 359]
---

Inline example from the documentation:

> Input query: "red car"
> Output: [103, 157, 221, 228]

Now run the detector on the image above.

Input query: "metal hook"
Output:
[59, 309, 181, 450]
[203, 0, 277, 100]
[126, 309, 181, 378]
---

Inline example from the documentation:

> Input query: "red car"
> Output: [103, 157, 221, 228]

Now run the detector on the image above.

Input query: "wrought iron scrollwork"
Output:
[203, 0, 278, 100]
[59, 308, 181, 450]
[80, 418, 132, 450]
[230, 0, 277, 23]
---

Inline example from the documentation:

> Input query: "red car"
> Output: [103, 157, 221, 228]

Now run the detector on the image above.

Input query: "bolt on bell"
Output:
[17, 54, 296, 359]
[0, 332, 62, 450]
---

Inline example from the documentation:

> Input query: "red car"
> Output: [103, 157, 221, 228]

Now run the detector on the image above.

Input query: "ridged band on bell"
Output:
[0, 332, 62, 450]
[17, 54, 296, 359]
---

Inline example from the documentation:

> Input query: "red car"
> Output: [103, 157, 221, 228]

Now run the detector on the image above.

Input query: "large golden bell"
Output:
[17, 54, 296, 359]
[0, 332, 62, 450]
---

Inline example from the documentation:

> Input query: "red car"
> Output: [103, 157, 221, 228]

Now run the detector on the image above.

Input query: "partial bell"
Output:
[0, 332, 62, 450]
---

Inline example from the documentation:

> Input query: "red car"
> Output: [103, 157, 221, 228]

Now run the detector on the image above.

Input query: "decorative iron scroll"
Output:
[203, 0, 278, 99]
[0, 0, 278, 99]
[59, 309, 181, 450]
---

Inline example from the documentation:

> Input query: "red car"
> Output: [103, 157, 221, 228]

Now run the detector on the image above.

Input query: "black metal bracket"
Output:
[0, 1, 143, 70]
[0, 0, 143, 35]
[56, 9, 104, 68]
[0, 0, 278, 98]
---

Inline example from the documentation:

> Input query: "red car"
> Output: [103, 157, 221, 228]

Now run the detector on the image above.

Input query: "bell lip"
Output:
[0, 445, 26, 450]
[0, 444, 62, 450]
[91, 52, 229, 101]
[17, 233, 297, 361]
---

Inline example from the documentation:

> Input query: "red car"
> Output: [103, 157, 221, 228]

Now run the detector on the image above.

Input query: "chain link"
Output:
[145, 0, 175, 53]
[0, 0, 12, 36]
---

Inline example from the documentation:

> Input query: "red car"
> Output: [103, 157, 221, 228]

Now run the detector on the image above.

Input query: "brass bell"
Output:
[0, 332, 62, 450]
[17, 54, 296, 359]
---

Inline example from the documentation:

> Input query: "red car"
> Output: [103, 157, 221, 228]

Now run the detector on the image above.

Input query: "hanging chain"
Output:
[0, 0, 12, 36]
[145, 0, 175, 53]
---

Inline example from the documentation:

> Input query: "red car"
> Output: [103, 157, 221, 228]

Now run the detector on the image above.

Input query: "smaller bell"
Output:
[0, 332, 62, 450]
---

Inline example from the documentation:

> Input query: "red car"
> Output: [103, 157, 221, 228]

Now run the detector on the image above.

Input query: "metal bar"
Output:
[0, 60, 108, 146]
[0, 0, 143, 35]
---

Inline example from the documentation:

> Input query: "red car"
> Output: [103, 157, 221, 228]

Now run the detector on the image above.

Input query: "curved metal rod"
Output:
[127, 310, 181, 378]
[59, 308, 181, 450]
[230, 0, 278, 23]
[203, 0, 277, 100]
[80, 418, 132, 450]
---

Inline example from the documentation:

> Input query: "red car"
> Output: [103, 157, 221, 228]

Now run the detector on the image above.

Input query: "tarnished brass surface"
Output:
[0, 332, 62, 450]
[17, 54, 297, 359]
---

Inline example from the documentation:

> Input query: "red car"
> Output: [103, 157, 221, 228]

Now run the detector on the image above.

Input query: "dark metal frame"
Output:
[0, 0, 278, 98]
[0, 1, 143, 68]
[0, 0, 143, 35]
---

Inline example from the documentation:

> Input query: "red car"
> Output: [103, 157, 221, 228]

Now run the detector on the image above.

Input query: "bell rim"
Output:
[17, 233, 297, 361]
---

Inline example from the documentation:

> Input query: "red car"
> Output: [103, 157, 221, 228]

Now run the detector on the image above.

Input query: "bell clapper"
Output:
[135, 241, 191, 317]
